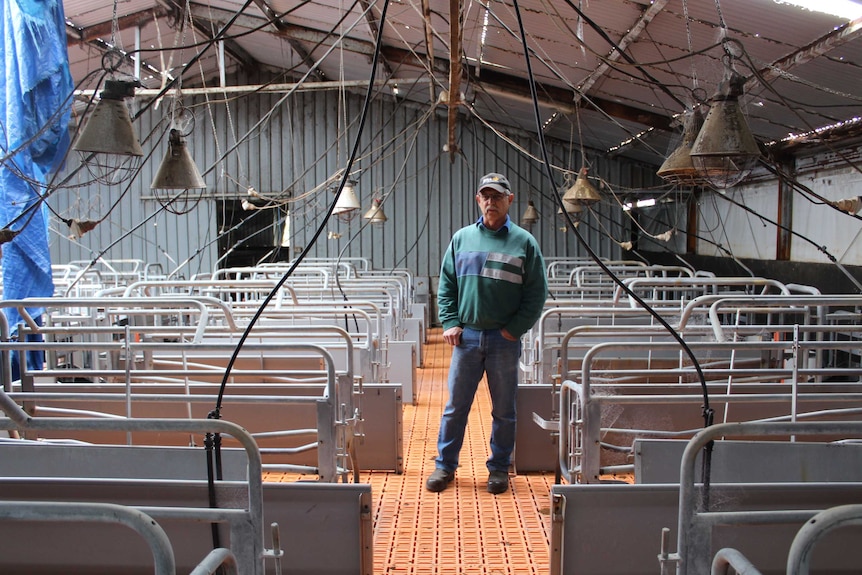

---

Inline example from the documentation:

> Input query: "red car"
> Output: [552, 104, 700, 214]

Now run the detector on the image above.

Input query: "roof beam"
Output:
[153, 0, 259, 78]
[113, 4, 672, 133]
[576, 0, 669, 98]
[249, 0, 326, 80]
[187, 15, 259, 74]
[748, 15, 862, 90]
[65, 7, 170, 45]
[476, 68, 673, 131]
[357, 0, 394, 77]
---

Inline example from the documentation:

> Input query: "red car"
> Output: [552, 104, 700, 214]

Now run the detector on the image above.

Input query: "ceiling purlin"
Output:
[65, 18, 164, 85]
[65, 6, 170, 46]
[251, 0, 326, 80]
[187, 4, 375, 57]
[475, 68, 674, 132]
[576, 0, 669, 100]
[573, 0, 671, 156]
[185, 13, 260, 74]
[357, 0, 393, 77]
[747, 15, 862, 92]
[153, 0, 260, 81]
[380, 42, 673, 132]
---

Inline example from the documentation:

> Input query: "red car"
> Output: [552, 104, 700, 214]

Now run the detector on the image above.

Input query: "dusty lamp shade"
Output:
[333, 180, 361, 219]
[363, 197, 388, 225]
[563, 168, 601, 207]
[150, 129, 206, 190]
[657, 109, 706, 187]
[73, 79, 144, 185]
[521, 200, 539, 227]
[557, 198, 583, 215]
[689, 70, 761, 189]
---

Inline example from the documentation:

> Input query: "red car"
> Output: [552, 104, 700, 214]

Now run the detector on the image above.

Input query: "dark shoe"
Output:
[426, 468, 454, 492]
[487, 470, 509, 494]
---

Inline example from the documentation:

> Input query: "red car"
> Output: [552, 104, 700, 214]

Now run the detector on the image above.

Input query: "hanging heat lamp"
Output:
[150, 128, 206, 190]
[333, 179, 361, 221]
[73, 79, 144, 185]
[557, 179, 583, 216]
[563, 167, 601, 207]
[521, 200, 539, 229]
[363, 195, 388, 225]
[689, 66, 761, 189]
[657, 108, 707, 187]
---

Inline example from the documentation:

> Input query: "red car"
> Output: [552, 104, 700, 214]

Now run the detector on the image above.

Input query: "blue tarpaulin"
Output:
[0, 0, 73, 333]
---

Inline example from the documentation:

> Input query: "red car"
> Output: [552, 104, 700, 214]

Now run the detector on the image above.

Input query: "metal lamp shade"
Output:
[563, 168, 601, 206]
[521, 200, 539, 227]
[557, 198, 583, 215]
[74, 97, 144, 156]
[151, 130, 206, 190]
[363, 198, 388, 224]
[333, 180, 361, 216]
[73, 80, 144, 185]
[657, 109, 706, 187]
[689, 72, 760, 189]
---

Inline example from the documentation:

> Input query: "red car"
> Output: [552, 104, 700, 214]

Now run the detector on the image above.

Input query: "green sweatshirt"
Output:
[438, 216, 548, 338]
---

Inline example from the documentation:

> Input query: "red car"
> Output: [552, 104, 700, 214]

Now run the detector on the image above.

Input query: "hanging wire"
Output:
[510, 0, 712, 486]
[208, 0, 394, 481]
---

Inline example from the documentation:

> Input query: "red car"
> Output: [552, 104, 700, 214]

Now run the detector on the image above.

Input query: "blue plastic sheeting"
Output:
[0, 0, 73, 333]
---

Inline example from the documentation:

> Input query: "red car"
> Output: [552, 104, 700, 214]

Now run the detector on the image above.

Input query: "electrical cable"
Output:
[510, 0, 712, 486]
[69, 0, 383, 284]
[715, 191, 862, 292]
[207, 0, 393, 478]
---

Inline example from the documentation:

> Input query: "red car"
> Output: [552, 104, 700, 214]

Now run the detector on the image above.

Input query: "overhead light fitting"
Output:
[73, 79, 144, 185]
[689, 68, 761, 189]
[521, 200, 539, 229]
[657, 109, 707, 187]
[333, 180, 360, 221]
[557, 199, 582, 215]
[363, 196, 388, 225]
[150, 128, 206, 190]
[562, 168, 601, 207]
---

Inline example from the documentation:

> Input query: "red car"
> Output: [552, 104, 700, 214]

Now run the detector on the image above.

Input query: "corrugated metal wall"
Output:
[52, 84, 663, 280]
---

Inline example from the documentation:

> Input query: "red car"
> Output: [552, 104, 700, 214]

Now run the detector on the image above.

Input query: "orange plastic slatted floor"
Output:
[268, 328, 554, 574]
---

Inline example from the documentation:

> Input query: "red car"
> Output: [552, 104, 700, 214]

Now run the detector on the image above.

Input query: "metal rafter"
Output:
[65, 7, 170, 45]
[747, 15, 862, 90]
[165, 1, 259, 73]
[250, 0, 326, 80]
[65, 9, 169, 83]
[355, 0, 394, 77]
[576, 0, 669, 100]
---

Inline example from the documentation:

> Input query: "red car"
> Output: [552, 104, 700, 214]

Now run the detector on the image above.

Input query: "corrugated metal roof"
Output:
[62, 0, 862, 168]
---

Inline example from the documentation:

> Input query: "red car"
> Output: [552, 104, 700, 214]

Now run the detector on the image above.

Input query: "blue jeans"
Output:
[435, 327, 521, 473]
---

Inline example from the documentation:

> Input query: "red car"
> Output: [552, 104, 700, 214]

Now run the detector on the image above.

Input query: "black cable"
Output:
[715, 190, 862, 292]
[510, 0, 711, 485]
[208, 0, 392, 471]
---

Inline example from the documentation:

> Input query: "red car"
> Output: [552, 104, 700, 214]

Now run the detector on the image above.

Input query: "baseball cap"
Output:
[477, 173, 512, 195]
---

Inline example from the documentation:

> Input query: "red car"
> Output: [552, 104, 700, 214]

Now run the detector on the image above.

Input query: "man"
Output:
[427, 172, 548, 494]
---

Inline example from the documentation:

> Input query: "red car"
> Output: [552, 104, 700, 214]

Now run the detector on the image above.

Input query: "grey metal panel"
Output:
[354, 383, 403, 473]
[0, 478, 371, 575]
[514, 383, 557, 473]
[552, 482, 862, 575]
[0, 443, 248, 481]
[23, 381, 402, 472]
[635, 439, 862, 485]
